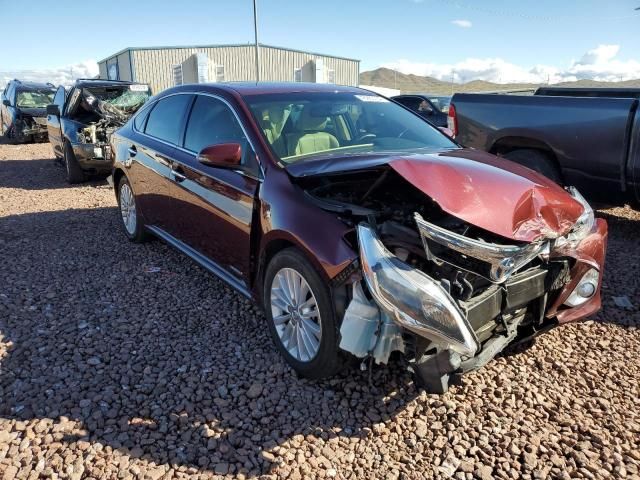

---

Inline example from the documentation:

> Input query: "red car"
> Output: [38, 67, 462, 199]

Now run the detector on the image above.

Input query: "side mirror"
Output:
[2, 99, 10, 107]
[197, 143, 242, 168]
[46, 104, 60, 116]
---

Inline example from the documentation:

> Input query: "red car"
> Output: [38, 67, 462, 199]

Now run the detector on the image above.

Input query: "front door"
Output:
[47, 86, 66, 156]
[168, 94, 260, 285]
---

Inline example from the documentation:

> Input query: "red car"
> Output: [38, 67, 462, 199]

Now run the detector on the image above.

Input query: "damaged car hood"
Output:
[287, 148, 585, 242]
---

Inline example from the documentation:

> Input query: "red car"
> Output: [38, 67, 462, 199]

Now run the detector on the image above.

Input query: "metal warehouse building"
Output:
[97, 44, 360, 94]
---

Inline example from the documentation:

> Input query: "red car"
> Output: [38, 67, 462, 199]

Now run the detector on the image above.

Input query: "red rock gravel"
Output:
[0, 143, 638, 479]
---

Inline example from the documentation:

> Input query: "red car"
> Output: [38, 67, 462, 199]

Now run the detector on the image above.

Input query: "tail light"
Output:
[447, 103, 458, 138]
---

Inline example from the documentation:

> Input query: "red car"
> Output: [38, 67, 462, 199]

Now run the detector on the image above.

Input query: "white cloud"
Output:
[451, 19, 472, 28]
[0, 60, 99, 89]
[382, 44, 640, 84]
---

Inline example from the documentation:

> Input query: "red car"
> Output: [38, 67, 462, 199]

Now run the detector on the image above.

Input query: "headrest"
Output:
[299, 107, 328, 131]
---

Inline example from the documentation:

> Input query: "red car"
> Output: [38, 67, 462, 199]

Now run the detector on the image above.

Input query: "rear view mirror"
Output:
[46, 104, 60, 116]
[2, 99, 10, 107]
[197, 143, 242, 168]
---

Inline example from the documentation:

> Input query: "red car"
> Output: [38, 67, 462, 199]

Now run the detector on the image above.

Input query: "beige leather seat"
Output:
[260, 106, 288, 157]
[287, 108, 339, 156]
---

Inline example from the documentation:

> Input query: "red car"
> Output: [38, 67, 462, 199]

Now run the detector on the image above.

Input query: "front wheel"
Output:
[117, 176, 148, 243]
[263, 248, 342, 379]
[63, 142, 85, 184]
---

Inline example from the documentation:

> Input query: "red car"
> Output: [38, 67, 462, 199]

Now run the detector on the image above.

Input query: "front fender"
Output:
[258, 169, 357, 283]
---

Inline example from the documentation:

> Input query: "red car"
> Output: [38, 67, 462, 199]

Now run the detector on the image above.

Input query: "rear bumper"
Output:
[546, 218, 608, 323]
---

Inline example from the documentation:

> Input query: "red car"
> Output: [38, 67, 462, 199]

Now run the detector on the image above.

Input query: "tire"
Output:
[263, 248, 342, 379]
[63, 142, 85, 184]
[503, 149, 563, 184]
[117, 175, 148, 243]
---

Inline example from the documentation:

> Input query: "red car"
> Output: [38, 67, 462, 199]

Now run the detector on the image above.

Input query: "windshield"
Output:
[84, 86, 151, 112]
[245, 91, 457, 164]
[15, 89, 55, 108]
[427, 96, 451, 113]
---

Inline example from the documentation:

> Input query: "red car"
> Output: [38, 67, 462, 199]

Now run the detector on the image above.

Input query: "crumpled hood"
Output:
[389, 149, 584, 242]
[287, 148, 585, 242]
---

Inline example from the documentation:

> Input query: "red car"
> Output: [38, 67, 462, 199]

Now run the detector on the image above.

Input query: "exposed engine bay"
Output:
[296, 166, 598, 392]
[67, 85, 150, 161]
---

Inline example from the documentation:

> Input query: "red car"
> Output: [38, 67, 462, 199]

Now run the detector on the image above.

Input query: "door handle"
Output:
[171, 165, 186, 182]
[128, 145, 137, 157]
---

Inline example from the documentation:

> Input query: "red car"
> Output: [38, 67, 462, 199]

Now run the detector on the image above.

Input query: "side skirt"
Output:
[146, 225, 252, 299]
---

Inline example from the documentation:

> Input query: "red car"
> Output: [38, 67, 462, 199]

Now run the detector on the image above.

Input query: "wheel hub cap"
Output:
[119, 183, 137, 235]
[270, 268, 322, 362]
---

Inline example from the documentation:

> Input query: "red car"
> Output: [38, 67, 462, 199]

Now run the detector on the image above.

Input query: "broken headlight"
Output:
[556, 187, 595, 248]
[357, 223, 479, 356]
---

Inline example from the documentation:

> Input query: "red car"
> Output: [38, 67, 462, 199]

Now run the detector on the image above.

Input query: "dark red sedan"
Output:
[110, 83, 607, 392]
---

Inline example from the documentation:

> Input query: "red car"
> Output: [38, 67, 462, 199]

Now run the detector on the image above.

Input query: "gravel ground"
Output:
[0, 143, 638, 480]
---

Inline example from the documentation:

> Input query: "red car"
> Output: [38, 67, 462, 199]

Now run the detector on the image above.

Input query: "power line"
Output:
[429, 0, 639, 22]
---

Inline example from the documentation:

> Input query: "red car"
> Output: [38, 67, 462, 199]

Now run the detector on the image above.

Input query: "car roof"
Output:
[74, 79, 145, 88]
[393, 93, 451, 98]
[164, 82, 372, 97]
[12, 80, 56, 90]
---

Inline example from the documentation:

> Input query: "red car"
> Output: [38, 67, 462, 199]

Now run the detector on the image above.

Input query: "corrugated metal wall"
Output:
[117, 52, 132, 81]
[98, 51, 132, 82]
[98, 62, 108, 80]
[123, 45, 358, 94]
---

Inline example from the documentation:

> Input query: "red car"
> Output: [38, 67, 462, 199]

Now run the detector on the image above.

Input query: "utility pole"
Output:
[253, 0, 260, 82]
[450, 71, 455, 95]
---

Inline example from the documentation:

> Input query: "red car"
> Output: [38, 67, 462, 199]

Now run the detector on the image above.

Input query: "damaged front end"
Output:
[68, 84, 150, 166]
[295, 156, 607, 393]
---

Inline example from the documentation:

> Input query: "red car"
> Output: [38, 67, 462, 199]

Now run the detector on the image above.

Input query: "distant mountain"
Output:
[359, 67, 640, 95]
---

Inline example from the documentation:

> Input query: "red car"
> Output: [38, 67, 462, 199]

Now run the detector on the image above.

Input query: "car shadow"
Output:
[0, 157, 108, 190]
[0, 207, 421, 477]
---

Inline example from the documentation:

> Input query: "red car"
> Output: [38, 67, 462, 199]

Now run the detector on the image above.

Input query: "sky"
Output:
[1, 0, 639, 87]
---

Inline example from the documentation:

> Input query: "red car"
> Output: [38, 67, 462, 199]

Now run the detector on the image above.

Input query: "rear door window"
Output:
[144, 94, 193, 145]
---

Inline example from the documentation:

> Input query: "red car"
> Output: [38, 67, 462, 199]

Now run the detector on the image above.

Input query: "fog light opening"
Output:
[564, 268, 599, 307]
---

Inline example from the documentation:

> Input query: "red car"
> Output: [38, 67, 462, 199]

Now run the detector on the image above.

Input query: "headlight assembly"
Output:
[357, 223, 479, 356]
[556, 187, 595, 248]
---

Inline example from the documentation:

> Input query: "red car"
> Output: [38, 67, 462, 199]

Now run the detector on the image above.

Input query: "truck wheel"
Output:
[263, 248, 342, 379]
[503, 149, 562, 184]
[63, 142, 85, 184]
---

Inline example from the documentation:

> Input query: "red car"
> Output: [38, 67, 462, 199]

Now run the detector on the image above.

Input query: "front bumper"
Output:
[349, 216, 607, 364]
[72, 143, 114, 173]
[546, 218, 608, 323]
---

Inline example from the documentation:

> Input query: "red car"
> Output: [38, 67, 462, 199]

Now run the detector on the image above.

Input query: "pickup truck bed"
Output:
[450, 92, 640, 206]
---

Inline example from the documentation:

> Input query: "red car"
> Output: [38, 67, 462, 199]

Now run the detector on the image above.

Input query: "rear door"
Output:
[168, 93, 260, 285]
[127, 93, 194, 233]
[47, 86, 66, 155]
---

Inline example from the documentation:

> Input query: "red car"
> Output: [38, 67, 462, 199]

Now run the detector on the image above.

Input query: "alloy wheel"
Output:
[270, 268, 322, 362]
[119, 183, 137, 235]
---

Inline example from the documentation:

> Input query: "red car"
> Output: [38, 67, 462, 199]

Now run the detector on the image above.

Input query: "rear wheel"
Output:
[503, 149, 562, 184]
[117, 176, 148, 243]
[263, 248, 342, 379]
[63, 142, 85, 184]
